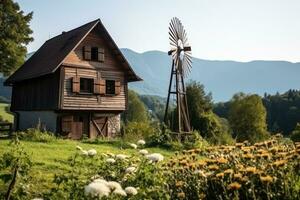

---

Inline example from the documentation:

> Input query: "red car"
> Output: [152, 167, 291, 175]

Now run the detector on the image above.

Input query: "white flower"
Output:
[129, 143, 137, 149]
[32, 198, 43, 200]
[76, 145, 83, 151]
[93, 178, 108, 185]
[106, 158, 116, 163]
[113, 188, 127, 196]
[139, 149, 148, 155]
[81, 150, 88, 156]
[84, 182, 110, 197]
[125, 186, 138, 195]
[137, 139, 146, 145]
[116, 154, 128, 160]
[88, 149, 97, 156]
[106, 181, 122, 190]
[125, 166, 136, 173]
[146, 153, 164, 162]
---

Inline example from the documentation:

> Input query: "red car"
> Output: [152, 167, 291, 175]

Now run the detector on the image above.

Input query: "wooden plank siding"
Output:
[10, 70, 60, 111]
[60, 29, 127, 111]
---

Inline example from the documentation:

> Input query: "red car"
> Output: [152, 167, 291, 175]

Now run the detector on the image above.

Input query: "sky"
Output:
[16, 0, 300, 62]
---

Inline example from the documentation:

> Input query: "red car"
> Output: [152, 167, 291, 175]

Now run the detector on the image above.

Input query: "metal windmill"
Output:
[164, 17, 192, 134]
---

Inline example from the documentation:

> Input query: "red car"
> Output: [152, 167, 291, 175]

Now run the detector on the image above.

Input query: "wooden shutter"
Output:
[98, 48, 105, 62]
[94, 78, 101, 94]
[115, 81, 121, 95]
[72, 77, 79, 93]
[82, 46, 91, 60]
[61, 115, 73, 136]
[100, 80, 106, 95]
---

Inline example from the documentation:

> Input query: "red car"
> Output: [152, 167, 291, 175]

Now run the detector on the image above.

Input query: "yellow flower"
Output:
[235, 143, 244, 148]
[227, 182, 242, 190]
[208, 165, 219, 171]
[233, 173, 243, 180]
[175, 181, 184, 187]
[242, 153, 254, 159]
[216, 172, 224, 178]
[177, 192, 185, 199]
[224, 169, 234, 174]
[272, 159, 287, 167]
[260, 175, 273, 183]
[245, 167, 256, 174]
[217, 158, 228, 164]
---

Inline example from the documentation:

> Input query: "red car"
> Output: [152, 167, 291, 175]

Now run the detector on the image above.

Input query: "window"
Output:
[80, 78, 94, 93]
[106, 80, 115, 95]
[91, 47, 98, 61]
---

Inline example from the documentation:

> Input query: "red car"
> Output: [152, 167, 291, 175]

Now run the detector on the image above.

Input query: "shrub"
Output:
[291, 123, 300, 142]
[17, 128, 56, 143]
[122, 121, 157, 142]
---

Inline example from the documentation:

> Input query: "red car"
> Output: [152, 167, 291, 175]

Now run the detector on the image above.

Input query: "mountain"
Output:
[122, 48, 300, 102]
[2, 48, 300, 102]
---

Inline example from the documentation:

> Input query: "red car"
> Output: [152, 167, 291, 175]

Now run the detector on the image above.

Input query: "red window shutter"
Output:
[94, 78, 101, 94]
[100, 79, 106, 95]
[72, 77, 79, 93]
[82, 46, 91, 60]
[98, 48, 105, 62]
[115, 81, 121, 95]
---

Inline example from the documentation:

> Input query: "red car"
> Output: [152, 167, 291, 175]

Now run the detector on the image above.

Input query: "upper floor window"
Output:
[82, 46, 105, 62]
[80, 78, 94, 93]
[106, 80, 115, 95]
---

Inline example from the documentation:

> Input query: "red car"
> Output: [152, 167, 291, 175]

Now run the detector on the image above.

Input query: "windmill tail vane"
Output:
[164, 17, 192, 135]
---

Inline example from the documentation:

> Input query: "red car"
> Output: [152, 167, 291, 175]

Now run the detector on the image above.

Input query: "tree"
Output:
[228, 93, 269, 142]
[125, 90, 149, 123]
[290, 123, 300, 142]
[185, 81, 234, 144]
[0, 0, 33, 76]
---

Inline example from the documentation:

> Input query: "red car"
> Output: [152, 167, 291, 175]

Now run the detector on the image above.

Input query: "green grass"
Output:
[0, 138, 174, 193]
[0, 103, 13, 122]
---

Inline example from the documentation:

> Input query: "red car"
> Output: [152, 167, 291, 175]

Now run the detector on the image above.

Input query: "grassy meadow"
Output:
[0, 138, 174, 196]
[0, 103, 13, 122]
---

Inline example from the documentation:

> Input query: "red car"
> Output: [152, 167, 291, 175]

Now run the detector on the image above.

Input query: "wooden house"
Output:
[4, 19, 141, 139]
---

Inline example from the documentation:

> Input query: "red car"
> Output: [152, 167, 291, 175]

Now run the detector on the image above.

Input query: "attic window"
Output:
[83, 46, 104, 62]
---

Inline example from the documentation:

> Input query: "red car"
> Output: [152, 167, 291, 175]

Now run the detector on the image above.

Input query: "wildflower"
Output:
[106, 158, 116, 163]
[175, 181, 184, 187]
[224, 169, 234, 174]
[227, 182, 242, 190]
[216, 172, 225, 178]
[106, 181, 122, 190]
[129, 143, 137, 149]
[245, 167, 256, 174]
[84, 182, 110, 197]
[233, 173, 243, 180]
[177, 192, 185, 198]
[76, 145, 83, 151]
[113, 189, 127, 196]
[137, 139, 146, 145]
[260, 175, 273, 183]
[32, 198, 43, 200]
[139, 149, 148, 155]
[93, 178, 108, 184]
[194, 170, 207, 177]
[116, 154, 128, 160]
[208, 165, 219, 171]
[272, 159, 287, 167]
[125, 186, 138, 195]
[235, 143, 244, 148]
[87, 149, 97, 156]
[217, 157, 228, 164]
[146, 153, 164, 162]
[107, 153, 115, 157]
[81, 150, 88, 156]
[242, 153, 254, 159]
[125, 166, 136, 173]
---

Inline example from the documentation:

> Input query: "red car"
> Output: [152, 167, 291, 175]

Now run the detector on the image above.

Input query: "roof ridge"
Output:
[45, 19, 100, 43]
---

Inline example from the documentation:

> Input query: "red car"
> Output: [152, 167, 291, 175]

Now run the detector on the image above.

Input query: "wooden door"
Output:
[90, 115, 108, 138]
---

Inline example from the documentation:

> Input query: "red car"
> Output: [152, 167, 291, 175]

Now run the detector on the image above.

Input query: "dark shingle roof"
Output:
[5, 19, 141, 85]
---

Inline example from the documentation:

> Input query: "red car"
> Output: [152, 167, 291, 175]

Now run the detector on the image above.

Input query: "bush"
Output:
[122, 121, 157, 142]
[291, 123, 300, 142]
[17, 128, 56, 143]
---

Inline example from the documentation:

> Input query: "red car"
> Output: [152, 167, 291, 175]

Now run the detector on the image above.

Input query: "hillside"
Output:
[2, 49, 300, 102]
[123, 48, 300, 102]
